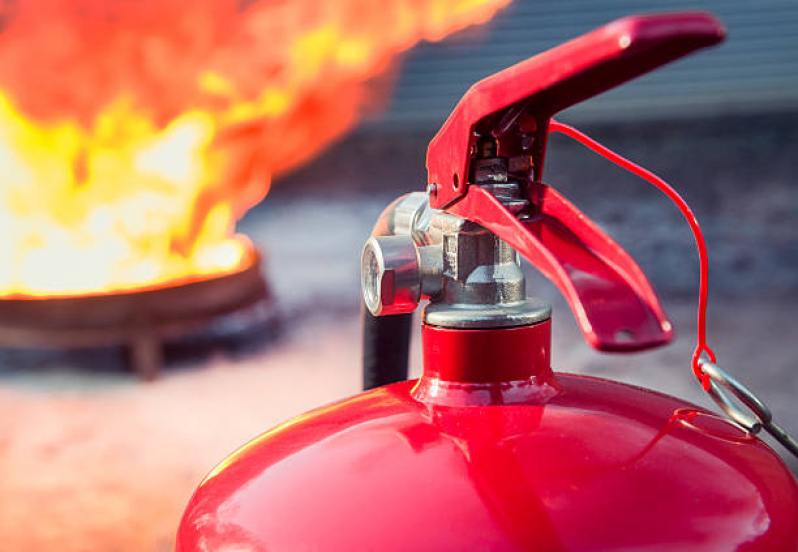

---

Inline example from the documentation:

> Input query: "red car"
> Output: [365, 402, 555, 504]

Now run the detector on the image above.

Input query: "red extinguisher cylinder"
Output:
[176, 12, 798, 552]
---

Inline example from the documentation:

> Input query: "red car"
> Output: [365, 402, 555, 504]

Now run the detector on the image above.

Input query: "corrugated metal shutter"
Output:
[372, 0, 798, 128]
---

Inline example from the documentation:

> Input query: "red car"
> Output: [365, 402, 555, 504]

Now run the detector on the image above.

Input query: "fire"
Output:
[0, 0, 508, 297]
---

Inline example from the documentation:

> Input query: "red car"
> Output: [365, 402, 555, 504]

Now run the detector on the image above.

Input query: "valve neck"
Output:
[422, 157, 546, 330]
[412, 318, 559, 407]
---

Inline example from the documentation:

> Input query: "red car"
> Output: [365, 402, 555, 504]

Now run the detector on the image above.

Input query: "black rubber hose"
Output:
[362, 307, 412, 390]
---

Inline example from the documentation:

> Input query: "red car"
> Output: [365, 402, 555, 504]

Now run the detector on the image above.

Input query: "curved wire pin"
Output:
[546, 121, 797, 460]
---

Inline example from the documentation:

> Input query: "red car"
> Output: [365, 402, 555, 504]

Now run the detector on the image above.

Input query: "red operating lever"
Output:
[426, 12, 725, 351]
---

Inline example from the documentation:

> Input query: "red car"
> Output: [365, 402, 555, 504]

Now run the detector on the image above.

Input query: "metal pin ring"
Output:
[700, 360, 771, 434]
[701, 360, 798, 458]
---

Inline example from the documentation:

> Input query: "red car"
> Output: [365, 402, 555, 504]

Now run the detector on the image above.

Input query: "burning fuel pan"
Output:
[0, 240, 270, 380]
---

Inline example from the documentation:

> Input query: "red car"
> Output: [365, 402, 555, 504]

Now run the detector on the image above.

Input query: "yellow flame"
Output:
[0, 93, 244, 296]
[0, 0, 510, 297]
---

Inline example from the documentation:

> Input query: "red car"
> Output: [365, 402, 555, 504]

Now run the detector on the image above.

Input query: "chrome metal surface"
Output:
[424, 299, 551, 328]
[476, 181, 528, 213]
[470, 151, 529, 213]
[424, 220, 538, 329]
[361, 183, 551, 329]
[471, 157, 509, 183]
[417, 244, 444, 300]
[361, 236, 421, 316]
[370, 192, 429, 239]
[700, 359, 798, 458]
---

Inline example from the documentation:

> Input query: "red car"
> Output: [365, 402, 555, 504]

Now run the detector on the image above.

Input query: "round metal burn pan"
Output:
[0, 243, 271, 380]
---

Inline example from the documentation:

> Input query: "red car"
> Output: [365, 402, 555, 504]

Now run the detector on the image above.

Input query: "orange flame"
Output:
[0, 0, 508, 296]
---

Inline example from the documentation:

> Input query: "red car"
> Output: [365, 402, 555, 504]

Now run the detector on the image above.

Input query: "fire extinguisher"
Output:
[176, 13, 798, 551]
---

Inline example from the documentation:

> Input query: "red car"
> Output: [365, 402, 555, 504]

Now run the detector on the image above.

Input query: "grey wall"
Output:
[370, 0, 798, 128]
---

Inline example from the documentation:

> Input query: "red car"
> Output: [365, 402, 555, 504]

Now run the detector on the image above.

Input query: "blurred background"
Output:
[0, 0, 796, 550]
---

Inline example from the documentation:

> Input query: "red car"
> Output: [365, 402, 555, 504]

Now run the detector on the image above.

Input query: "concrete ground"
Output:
[2, 113, 797, 550]
[2, 297, 796, 551]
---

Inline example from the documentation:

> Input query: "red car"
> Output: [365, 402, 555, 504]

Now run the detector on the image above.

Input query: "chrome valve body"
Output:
[361, 184, 550, 329]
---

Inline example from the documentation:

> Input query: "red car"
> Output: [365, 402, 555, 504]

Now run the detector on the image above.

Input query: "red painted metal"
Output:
[422, 320, 550, 383]
[548, 120, 716, 387]
[177, 375, 798, 551]
[447, 186, 672, 351]
[426, 12, 725, 207]
[425, 12, 724, 352]
[176, 13, 798, 552]
[416, 321, 558, 406]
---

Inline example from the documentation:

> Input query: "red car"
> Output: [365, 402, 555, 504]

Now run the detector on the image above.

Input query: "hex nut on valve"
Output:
[361, 236, 421, 316]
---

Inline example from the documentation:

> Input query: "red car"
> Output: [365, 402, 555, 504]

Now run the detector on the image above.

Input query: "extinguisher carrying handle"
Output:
[427, 12, 726, 204]
[428, 12, 724, 352]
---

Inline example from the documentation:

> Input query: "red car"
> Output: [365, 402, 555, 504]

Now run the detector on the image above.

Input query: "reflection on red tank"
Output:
[177, 376, 798, 551]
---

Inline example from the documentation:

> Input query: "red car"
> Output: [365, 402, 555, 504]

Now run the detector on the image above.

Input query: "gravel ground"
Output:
[2, 113, 797, 551]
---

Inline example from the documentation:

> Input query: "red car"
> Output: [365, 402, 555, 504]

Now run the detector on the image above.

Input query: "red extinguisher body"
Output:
[177, 334, 798, 550]
[177, 12, 798, 551]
